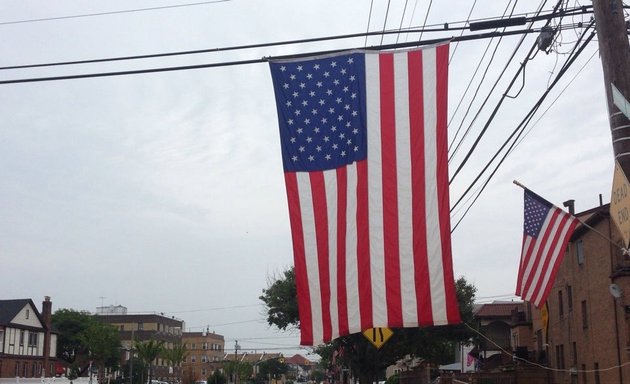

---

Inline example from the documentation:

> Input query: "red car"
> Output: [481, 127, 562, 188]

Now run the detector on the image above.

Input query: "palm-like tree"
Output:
[135, 339, 164, 384]
[162, 344, 187, 382]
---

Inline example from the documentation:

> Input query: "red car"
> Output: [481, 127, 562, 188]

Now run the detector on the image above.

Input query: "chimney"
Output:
[42, 296, 52, 377]
[563, 199, 575, 215]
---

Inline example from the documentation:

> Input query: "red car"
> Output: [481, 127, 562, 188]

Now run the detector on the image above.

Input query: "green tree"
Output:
[162, 343, 187, 381]
[81, 322, 121, 383]
[257, 359, 287, 383]
[135, 339, 164, 384]
[52, 309, 121, 379]
[259, 268, 299, 331]
[208, 370, 227, 384]
[260, 267, 477, 384]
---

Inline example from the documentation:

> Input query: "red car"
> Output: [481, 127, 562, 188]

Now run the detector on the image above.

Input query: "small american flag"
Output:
[515, 189, 579, 307]
[269, 44, 461, 345]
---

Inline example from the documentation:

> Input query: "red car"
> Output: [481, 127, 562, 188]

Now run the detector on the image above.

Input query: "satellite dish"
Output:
[609, 283, 623, 299]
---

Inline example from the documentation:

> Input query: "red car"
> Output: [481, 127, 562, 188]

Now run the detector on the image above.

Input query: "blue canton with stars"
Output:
[270, 52, 368, 172]
[523, 191, 553, 237]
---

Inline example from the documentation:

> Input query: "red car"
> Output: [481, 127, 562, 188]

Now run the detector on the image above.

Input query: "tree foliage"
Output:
[260, 267, 477, 384]
[259, 268, 299, 331]
[134, 339, 165, 384]
[51, 309, 121, 378]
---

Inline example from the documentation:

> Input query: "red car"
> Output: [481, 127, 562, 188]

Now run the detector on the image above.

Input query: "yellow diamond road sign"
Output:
[611, 161, 630, 248]
[363, 327, 393, 349]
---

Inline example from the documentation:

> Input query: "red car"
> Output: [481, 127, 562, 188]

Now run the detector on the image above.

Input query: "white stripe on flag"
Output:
[296, 172, 323, 344]
[365, 52, 386, 326]
[324, 169, 339, 339]
[423, 48, 448, 325]
[393, 52, 418, 326]
[345, 162, 361, 332]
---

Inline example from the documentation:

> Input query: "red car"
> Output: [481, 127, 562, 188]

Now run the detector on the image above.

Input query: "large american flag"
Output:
[515, 189, 579, 308]
[269, 43, 461, 345]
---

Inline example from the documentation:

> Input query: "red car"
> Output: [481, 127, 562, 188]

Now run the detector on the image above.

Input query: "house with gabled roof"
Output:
[0, 296, 57, 378]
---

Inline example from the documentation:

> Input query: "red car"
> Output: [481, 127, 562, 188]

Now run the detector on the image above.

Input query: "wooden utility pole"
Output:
[593, 0, 630, 174]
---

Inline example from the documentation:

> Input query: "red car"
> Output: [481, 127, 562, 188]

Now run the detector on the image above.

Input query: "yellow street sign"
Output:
[611, 161, 630, 248]
[363, 327, 393, 349]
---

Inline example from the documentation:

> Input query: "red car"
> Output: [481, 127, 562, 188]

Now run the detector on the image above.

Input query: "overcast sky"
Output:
[0, 1, 614, 356]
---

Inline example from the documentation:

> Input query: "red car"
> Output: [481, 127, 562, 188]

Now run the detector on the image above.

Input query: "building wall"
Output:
[531, 208, 630, 384]
[181, 332, 225, 381]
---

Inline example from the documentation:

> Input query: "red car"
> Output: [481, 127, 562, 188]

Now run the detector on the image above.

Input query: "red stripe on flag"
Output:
[335, 167, 350, 336]
[407, 49, 433, 325]
[356, 159, 373, 329]
[284, 173, 313, 344]
[379, 53, 403, 326]
[435, 44, 460, 322]
[309, 172, 333, 342]
[529, 210, 572, 305]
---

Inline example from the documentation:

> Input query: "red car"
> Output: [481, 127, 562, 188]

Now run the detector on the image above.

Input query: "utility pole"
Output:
[593, 0, 630, 174]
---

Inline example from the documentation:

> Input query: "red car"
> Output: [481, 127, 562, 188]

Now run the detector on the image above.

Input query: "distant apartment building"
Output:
[181, 330, 225, 381]
[96, 306, 185, 380]
[528, 201, 630, 383]
[0, 296, 58, 378]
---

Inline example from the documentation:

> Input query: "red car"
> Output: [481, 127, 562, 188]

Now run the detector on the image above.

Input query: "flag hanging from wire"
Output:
[268, 43, 461, 345]
[515, 189, 579, 308]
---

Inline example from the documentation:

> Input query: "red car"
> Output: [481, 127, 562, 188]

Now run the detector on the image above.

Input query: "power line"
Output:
[0, 29, 544, 85]
[0, 5, 592, 72]
[0, 0, 230, 26]
[451, 25, 596, 231]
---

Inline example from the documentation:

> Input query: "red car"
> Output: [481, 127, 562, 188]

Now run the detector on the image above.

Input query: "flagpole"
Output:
[513, 180, 627, 253]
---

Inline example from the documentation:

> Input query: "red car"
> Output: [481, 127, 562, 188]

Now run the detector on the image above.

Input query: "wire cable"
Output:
[417, 0, 434, 42]
[451, 26, 596, 231]
[0, 0, 230, 26]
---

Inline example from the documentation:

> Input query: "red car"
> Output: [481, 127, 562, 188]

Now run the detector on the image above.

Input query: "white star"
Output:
[283, 83, 289, 89]
[294, 110, 301, 116]
[285, 100, 292, 107]
[308, 155, 315, 161]
[332, 143, 338, 150]
[292, 155, 298, 161]
[297, 65, 304, 71]
[339, 133, 345, 139]
[299, 83, 306, 89]
[347, 58, 354, 64]
[333, 79, 340, 85]
[352, 110, 358, 116]
[321, 118, 328, 124]
[350, 75, 356, 81]
[319, 99, 325, 106]
[316, 146, 322, 152]
[331, 61, 337, 67]
[302, 100, 308, 107]
[287, 119, 294, 125]
[314, 127, 321, 133]
[336, 98, 342, 104]
[352, 128, 359, 134]
[306, 73, 313, 79]
[297, 128, 304, 134]
[343, 86, 349, 92]
[324, 72, 330, 78]
[304, 118, 311, 125]
[309, 91, 316, 97]
[299, 146, 306, 152]
[337, 115, 344, 121]
[314, 64, 320, 70]
[316, 81, 323, 88]
[354, 146, 359, 152]
[328, 107, 335, 114]
[325, 154, 332, 160]
[280, 65, 287, 72]
[290, 137, 296, 143]
[326, 89, 333, 96]
[351, 93, 357, 99]
[306, 137, 313, 143]
[292, 91, 299, 98]
[340, 68, 347, 75]
[311, 109, 318, 115]
[290, 74, 296, 80]
[323, 136, 330, 142]
[341, 150, 346, 157]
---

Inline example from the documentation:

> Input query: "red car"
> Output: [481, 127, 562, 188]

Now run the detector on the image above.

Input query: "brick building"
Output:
[181, 330, 225, 381]
[529, 202, 630, 383]
[96, 307, 185, 381]
[0, 296, 57, 378]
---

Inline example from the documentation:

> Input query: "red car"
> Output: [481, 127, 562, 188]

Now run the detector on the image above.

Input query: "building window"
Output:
[581, 300, 588, 329]
[15, 362, 19, 377]
[594, 363, 600, 384]
[26, 310, 30, 319]
[28, 333, 38, 347]
[576, 240, 584, 265]
[19, 330, 25, 346]
[555, 345, 565, 369]
[558, 291, 564, 318]
[192, 343, 196, 350]
[581, 364, 587, 384]
[137, 323, 143, 330]
[191, 356, 196, 363]
[201, 369, 207, 376]
[567, 285, 573, 312]
[572, 342, 577, 366]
